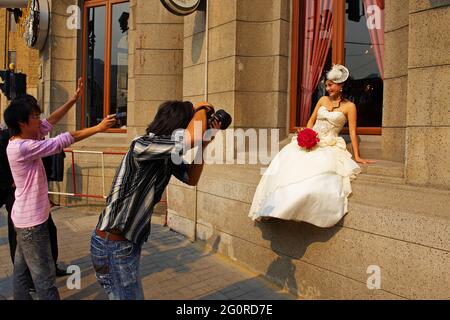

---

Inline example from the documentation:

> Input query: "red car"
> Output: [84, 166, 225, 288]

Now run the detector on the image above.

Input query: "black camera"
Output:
[113, 112, 127, 127]
[208, 109, 232, 130]
[194, 105, 232, 130]
[115, 112, 127, 119]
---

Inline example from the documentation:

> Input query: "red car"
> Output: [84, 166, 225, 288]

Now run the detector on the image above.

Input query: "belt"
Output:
[95, 228, 128, 241]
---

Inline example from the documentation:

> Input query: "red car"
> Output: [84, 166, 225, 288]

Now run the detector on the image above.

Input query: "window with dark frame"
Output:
[290, 0, 384, 134]
[82, 0, 129, 131]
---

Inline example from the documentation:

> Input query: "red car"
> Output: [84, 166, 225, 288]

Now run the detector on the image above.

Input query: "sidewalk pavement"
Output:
[0, 206, 296, 300]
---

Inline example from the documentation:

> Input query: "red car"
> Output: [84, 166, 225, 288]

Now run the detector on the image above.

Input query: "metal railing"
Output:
[48, 148, 168, 224]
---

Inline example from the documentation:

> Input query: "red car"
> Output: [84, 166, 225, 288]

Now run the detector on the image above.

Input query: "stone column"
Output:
[130, 0, 186, 233]
[0, 10, 8, 117]
[182, 0, 289, 137]
[0, 9, 8, 117]
[127, 0, 184, 140]
[40, 0, 79, 134]
[168, 0, 290, 240]
[0, 10, 6, 70]
[405, 1, 450, 189]
[234, 0, 289, 136]
[381, 0, 409, 163]
[166, 1, 217, 240]
[38, 0, 80, 205]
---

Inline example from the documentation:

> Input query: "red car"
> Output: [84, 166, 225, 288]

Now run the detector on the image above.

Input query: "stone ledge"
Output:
[351, 177, 450, 219]
[359, 160, 404, 178]
[344, 201, 450, 252]
[196, 160, 448, 220]
[199, 159, 406, 189]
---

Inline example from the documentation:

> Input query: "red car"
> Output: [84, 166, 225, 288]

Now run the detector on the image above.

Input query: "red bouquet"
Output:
[297, 128, 320, 150]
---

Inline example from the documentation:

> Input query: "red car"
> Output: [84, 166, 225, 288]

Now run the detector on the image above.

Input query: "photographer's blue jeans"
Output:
[90, 232, 144, 300]
[13, 221, 60, 300]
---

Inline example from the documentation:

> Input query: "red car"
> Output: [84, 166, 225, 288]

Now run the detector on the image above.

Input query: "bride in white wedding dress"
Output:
[249, 65, 375, 227]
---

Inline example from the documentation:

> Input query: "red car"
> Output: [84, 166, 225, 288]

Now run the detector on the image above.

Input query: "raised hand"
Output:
[96, 115, 117, 132]
[72, 77, 83, 102]
[48, 77, 85, 125]
[210, 118, 221, 130]
[355, 157, 376, 164]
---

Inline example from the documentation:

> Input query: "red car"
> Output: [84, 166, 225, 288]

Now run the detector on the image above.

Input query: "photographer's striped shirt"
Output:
[96, 131, 190, 245]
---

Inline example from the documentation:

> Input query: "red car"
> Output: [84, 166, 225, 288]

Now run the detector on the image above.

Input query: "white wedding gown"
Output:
[249, 106, 361, 227]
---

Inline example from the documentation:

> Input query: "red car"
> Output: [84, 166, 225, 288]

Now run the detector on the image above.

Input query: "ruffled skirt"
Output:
[248, 136, 361, 227]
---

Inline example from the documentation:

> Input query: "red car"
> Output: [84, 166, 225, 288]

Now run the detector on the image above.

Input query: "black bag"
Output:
[43, 151, 66, 182]
[0, 128, 14, 189]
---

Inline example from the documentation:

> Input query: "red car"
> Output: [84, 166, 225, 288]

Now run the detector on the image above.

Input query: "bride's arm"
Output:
[348, 104, 376, 164]
[306, 97, 324, 128]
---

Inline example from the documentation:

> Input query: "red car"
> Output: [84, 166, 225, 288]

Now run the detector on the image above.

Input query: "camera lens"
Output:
[210, 109, 232, 130]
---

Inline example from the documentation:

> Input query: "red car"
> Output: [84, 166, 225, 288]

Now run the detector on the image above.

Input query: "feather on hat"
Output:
[326, 64, 350, 83]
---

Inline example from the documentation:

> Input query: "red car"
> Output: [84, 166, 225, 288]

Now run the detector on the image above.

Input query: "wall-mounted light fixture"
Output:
[160, 0, 206, 16]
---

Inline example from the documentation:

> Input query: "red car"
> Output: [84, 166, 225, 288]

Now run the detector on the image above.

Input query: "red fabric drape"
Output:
[364, 0, 384, 79]
[299, 0, 334, 127]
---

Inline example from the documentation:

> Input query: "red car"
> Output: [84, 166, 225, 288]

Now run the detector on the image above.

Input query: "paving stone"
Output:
[0, 207, 296, 300]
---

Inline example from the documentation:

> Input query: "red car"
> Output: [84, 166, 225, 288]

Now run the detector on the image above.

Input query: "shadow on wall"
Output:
[51, 82, 70, 105]
[46, 82, 76, 133]
[49, 80, 84, 130]
[51, 165, 102, 207]
[429, 0, 450, 7]
[49, 166, 81, 207]
[65, 164, 84, 206]
[191, 11, 206, 65]
[255, 218, 341, 299]
[49, 82, 70, 129]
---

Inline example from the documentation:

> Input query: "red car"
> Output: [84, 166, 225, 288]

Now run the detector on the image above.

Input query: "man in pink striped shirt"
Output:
[4, 79, 116, 300]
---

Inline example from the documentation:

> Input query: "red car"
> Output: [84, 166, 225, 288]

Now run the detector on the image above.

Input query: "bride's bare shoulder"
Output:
[342, 100, 356, 110]
[318, 96, 328, 103]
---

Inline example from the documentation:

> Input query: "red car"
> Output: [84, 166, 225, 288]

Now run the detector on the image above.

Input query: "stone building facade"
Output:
[1, 0, 449, 299]
[0, 9, 40, 117]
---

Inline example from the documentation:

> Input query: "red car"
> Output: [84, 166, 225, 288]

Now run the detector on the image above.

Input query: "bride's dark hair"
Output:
[340, 79, 352, 101]
[330, 77, 354, 110]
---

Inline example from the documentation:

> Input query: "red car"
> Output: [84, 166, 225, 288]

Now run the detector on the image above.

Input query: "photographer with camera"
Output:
[90, 100, 231, 300]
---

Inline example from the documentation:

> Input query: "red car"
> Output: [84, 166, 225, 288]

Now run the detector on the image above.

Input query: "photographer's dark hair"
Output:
[3, 94, 42, 136]
[145, 100, 194, 136]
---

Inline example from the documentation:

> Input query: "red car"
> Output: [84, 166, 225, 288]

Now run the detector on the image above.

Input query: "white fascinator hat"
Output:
[326, 64, 350, 83]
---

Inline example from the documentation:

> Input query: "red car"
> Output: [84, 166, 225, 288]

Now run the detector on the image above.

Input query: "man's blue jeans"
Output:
[90, 231, 144, 300]
[13, 221, 60, 300]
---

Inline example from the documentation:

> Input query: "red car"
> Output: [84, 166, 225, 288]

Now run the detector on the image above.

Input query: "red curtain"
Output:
[364, 0, 384, 79]
[299, 0, 334, 127]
